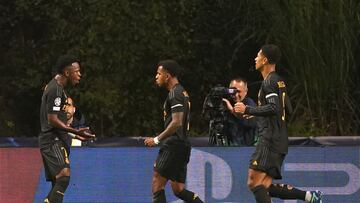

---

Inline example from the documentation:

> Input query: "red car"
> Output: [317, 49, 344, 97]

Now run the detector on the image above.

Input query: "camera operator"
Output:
[222, 77, 258, 146]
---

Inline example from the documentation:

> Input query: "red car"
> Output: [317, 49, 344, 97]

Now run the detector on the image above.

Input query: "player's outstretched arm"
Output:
[48, 114, 95, 140]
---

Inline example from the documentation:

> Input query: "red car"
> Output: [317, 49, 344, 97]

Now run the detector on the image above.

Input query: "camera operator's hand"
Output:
[222, 98, 235, 113]
[234, 102, 246, 114]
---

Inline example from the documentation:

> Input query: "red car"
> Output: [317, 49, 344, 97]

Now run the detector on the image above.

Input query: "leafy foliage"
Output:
[0, 0, 359, 137]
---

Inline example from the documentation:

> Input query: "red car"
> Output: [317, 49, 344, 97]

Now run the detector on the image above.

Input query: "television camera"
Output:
[202, 86, 238, 146]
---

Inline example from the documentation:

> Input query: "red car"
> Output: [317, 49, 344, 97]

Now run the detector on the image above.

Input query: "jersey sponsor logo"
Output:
[277, 81, 286, 88]
[54, 97, 61, 106]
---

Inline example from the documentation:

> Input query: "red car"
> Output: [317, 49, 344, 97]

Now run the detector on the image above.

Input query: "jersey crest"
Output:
[277, 81, 286, 88]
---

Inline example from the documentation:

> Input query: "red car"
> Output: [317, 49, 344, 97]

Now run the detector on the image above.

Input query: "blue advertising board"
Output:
[34, 147, 360, 202]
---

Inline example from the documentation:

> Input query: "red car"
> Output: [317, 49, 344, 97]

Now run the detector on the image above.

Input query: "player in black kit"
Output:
[234, 45, 323, 203]
[39, 55, 95, 203]
[144, 60, 203, 203]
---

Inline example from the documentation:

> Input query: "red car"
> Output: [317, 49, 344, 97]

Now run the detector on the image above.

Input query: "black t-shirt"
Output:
[39, 78, 70, 149]
[161, 84, 191, 149]
[245, 72, 289, 154]
[227, 97, 258, 146]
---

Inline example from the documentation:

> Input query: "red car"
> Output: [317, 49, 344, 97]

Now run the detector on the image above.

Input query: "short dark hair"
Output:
[54, 55, 80, 74]
[231, 76, 247, 84]
[261, 44, 281, 64]
[157, 59, 182, 77]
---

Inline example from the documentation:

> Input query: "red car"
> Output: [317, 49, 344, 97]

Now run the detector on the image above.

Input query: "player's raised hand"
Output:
[74, 134, 90, 141]
[234, 102, 246, 114]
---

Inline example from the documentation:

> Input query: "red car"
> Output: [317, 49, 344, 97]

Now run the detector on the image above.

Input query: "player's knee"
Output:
[247, 176, 260, 189]
[63, 168, 70, 176]
[152, 185, 164, 194]
[56, 167, 70, 178]
[247, 170, 268, 189]
[151, 179, 165, 193]
[247, 180, 255, 189]
[248, 179, 270, 190]
[171, 187, 183, 195]
[262, 176, 272, 188]
[171, 183, 185, 194]
[152, 171, 167, 192]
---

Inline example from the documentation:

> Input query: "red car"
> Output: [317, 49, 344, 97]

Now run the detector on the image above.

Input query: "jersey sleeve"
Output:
[46, 86, 63, 114]
[245, 77, 280, 116]
[169, 87, 185, 113]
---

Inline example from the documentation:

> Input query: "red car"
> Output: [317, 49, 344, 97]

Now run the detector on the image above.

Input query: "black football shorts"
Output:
[249, 144, 285, 179]
[154, 146, 191, 183]
[40, 140, 70, 181]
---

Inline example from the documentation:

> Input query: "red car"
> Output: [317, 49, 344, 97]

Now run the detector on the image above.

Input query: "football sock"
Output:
[153, 189, 166, 203]
[251, 185, 272, 203]
[45, 180, 56, 202]
[268, 184, 306, 200]
[175, 189, 204, 203]
[48, 176, 70, 203]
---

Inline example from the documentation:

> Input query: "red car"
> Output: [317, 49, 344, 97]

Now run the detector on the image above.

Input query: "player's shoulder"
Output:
[45, 79, 63, 96]
[170, 84, 189, 99]
[264, 72, 286, 87]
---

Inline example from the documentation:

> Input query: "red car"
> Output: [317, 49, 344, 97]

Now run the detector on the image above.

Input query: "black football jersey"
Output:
[245, 72, 289, 154]
[162, 84, 191, 148]
[39, 78, 70, 149]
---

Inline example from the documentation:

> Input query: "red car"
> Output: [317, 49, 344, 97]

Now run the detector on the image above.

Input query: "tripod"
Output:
[208, 116, 230, 146]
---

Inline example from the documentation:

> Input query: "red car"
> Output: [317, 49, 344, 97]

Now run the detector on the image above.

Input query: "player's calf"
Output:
[153, 189, 166, 203]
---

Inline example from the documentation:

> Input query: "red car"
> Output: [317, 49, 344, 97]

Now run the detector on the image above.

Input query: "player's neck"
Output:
[166, 78, 179, 91]
[55, 74, 68, 87]
[261, 65, 276, 80]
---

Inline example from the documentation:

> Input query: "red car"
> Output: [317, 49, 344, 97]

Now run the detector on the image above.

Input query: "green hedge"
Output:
[0, 0, 359, 137]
